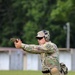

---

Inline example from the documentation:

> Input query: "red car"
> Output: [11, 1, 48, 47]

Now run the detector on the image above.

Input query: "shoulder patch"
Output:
[45, 44, 51, 50]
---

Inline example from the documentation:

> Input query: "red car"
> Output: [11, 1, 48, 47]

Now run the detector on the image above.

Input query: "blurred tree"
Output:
[50, 0, 75, 48]
[0, 0, 75, 48]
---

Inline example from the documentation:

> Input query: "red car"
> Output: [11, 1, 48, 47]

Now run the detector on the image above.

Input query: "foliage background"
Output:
[0, 0, 75, 48]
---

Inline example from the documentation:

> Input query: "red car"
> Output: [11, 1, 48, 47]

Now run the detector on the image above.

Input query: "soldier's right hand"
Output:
[14, 39, 22, 48]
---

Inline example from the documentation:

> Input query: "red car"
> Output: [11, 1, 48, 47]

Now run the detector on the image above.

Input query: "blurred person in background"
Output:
[13, 30, 62, 75]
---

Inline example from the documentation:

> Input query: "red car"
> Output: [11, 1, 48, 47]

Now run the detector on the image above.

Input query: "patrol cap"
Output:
[36, 31, 45, 38]
[36, 30, 50, 41]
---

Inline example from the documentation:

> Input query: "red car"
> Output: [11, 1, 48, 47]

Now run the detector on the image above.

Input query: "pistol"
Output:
[10, 38, 19, 43]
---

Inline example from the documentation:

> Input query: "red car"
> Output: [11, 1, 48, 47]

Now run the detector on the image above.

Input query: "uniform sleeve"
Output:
[45, 43, 58, 53]
[21, 43, 56, 54]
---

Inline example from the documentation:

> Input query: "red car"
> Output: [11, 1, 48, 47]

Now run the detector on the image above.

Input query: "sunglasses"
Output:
[36, 37, 43, 40]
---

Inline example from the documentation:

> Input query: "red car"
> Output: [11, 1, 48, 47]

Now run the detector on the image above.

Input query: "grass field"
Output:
[0, 70, 74, 75]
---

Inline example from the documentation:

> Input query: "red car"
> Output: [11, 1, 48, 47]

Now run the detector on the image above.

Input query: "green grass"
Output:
[0, 70, 74, 75]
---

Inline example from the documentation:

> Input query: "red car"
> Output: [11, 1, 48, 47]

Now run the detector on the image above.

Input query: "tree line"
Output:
[0, 0, 75, 48]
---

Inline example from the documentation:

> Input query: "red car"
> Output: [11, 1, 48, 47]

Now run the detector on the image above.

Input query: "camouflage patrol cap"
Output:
[36, 31, 45, 37]
[36, 30, 50, 41]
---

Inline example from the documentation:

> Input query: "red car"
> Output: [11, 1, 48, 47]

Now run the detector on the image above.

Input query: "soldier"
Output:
[13, 30, 61, 75]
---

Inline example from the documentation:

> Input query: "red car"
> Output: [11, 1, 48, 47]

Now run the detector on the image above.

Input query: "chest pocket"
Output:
[41, 53, 46, 58]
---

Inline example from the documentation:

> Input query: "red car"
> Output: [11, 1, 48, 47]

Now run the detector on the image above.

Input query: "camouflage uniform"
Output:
[21, 41, 60, 75]
[21, 30, 60, 75]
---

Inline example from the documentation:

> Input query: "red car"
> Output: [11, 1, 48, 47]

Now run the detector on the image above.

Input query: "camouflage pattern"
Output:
[60, 63, 68, 75]
[36, 30, 45, 37]
[36, 30, 50, 41]
[21, 41, 60, 75]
